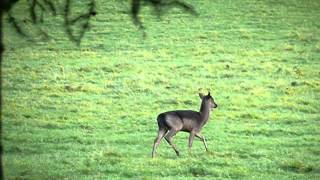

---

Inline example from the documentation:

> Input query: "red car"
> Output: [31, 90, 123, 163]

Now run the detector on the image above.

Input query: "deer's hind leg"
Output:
[164, 129, 180, 156]
[152, 128, 167, 158]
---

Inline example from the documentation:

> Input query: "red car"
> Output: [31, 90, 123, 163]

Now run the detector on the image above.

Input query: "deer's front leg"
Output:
[188, 133, 195, 153]
[195, 133, 208, 151]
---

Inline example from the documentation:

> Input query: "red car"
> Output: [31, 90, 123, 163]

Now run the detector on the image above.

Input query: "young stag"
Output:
[152, 92, 218, 157]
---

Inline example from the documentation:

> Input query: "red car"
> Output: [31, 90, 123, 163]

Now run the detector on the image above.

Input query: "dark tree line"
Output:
[0, 0, 197, 178]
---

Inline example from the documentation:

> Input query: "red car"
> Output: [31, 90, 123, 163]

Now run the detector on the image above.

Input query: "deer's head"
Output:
[199, 92, 218, 110]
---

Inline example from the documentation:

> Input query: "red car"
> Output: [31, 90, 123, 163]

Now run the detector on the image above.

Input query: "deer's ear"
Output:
[199, 93, 205, 99]
[208, 92, 211, 96]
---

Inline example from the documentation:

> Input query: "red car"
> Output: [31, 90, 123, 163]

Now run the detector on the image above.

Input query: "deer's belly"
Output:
[180, 120, 196, 132]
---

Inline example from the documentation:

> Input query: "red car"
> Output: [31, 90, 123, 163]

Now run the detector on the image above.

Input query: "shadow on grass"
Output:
[281, 161, 315, 173]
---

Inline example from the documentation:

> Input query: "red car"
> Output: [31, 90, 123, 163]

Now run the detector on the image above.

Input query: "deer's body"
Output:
[157, 110, 205, 133]
[152, 92, 217, 157]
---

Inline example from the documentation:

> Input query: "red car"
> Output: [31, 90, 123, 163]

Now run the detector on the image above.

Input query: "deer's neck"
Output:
[199, 101, 210, 125]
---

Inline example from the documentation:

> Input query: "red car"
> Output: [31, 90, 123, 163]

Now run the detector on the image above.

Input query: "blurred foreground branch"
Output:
[5, 0, 96, 45]
[3, 0, 197, 44]
[131, 0, 198, 32]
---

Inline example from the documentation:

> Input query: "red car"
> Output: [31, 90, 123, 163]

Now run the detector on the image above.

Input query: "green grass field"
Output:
[2, 0, 320, 179]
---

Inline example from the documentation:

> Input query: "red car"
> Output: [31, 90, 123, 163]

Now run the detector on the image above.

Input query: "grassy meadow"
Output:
[2, 0, 320, 179]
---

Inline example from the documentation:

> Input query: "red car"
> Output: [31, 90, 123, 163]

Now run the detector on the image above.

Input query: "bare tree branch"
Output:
[64, 0, 96, 45]
[0, 0, 20, 12]
[7, 11, 28, 37]
[4, 0, 196, 45]
[131, 0, 197, 36]
[131, 0, 143, 30]
[43, 0, 56, 15]
[163, 0, 198, 15]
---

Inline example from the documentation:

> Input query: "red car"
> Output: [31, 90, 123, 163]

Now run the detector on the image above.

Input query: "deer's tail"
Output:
[157, 113, 168, 130]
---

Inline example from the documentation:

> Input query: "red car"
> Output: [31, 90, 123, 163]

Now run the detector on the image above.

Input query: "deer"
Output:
[152, 92, 218, 157]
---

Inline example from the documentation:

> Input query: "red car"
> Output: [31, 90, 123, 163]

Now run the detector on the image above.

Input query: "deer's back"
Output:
[157, 110, 201, 132]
